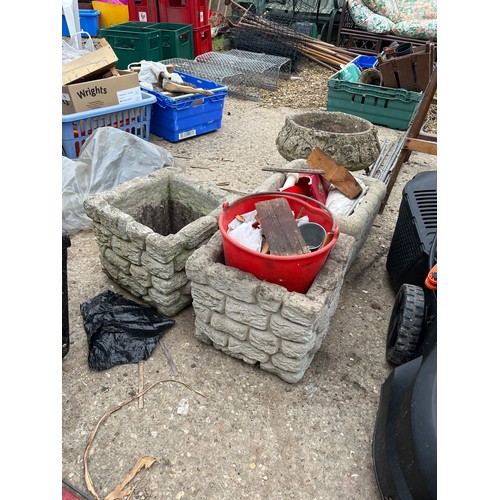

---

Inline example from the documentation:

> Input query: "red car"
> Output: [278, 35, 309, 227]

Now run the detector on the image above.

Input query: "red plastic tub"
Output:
[219, 192, 339, 294]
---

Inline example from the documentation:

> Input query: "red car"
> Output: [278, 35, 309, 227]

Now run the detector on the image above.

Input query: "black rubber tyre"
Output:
[386, 283, 426, 365]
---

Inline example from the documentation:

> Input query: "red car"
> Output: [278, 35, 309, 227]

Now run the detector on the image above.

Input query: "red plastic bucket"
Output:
[218, 192, 340, 294]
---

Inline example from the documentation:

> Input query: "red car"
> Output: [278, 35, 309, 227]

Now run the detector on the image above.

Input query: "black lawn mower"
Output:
[372, 171, 437, 500]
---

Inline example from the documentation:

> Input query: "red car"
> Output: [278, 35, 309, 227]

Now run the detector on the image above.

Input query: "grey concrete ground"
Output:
[62, 96, 437, 499]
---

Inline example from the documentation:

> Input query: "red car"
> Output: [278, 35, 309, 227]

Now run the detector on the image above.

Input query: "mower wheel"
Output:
[386, 283, 426, 365]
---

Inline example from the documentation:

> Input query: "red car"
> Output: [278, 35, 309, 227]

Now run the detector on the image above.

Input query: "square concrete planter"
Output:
[83, 168, 230, 317]
[185, 230, 355, 383]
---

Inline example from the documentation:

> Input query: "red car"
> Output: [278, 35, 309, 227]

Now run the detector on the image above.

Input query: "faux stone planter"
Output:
[83, 168, 230, 317]
[262, 171, 387, 270]
[276, 111, 381, 171]
[185, 231, 355, 383]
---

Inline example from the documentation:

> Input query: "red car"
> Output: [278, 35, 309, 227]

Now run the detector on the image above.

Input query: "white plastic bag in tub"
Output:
[133, 60, 185, 89]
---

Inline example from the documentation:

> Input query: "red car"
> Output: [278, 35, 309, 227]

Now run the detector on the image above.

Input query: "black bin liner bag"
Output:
[80, 290, 175, 371]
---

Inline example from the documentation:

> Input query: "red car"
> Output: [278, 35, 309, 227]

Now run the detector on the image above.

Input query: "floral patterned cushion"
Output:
[348, 0, 395, 34]
[347, 0, 437, 39]
[398, 0, 437, 20]
[363, 0, 402, 23]
[393, 18, 437, 39]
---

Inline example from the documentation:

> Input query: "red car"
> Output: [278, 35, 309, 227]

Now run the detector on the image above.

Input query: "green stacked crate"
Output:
[327, 58, 422, 130]
[145, 22, 194, 60]
[99, 22, 194, 66]
[99, 25, 162, 69]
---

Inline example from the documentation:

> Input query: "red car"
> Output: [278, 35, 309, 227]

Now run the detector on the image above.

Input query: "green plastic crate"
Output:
[327, 63, 422, 130]
[101, 22, 194, 61]
[99, 26, 162, 69]
[144, 22, 194, 60]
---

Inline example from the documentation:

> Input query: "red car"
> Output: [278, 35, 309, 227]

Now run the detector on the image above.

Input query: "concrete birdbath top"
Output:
[276, 111, 381, 171]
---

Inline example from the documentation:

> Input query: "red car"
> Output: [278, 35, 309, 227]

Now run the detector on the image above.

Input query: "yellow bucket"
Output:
[92, 1, 129, 28]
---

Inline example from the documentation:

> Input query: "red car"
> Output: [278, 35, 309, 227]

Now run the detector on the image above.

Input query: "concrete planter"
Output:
[185, 230, 355, 383]
[182, 173, 383, 381]
[276, 111, 381, 171]
[83, 168, 230, 317]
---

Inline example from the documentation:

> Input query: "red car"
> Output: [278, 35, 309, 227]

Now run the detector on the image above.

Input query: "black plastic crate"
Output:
[386, 171, 437, 291]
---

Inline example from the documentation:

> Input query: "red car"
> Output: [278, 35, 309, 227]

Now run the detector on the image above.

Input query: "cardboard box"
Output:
[62, 39, 118, 86]
[62, 70, 142, 115]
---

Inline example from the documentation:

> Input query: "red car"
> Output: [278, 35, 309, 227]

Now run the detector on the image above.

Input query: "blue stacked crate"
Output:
[63, 9, 100, 36]
[143, 71, 227, 142]
[62, 92, 157, 158]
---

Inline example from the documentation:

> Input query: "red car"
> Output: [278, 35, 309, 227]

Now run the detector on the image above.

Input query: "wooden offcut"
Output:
[138, 360, 144, 409]
[255, 198, 310, 256]
[160, 76, 214, 96]
[306, 147, 362, 199]
[380, 66, 437, 212]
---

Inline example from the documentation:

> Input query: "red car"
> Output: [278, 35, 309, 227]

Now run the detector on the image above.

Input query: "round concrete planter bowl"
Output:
[276, 111, 381, 171]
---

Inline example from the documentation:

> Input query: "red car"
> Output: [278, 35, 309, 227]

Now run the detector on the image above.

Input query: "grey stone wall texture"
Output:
[83, 168, 385, 381]
[83, 168, 231, 317]
[185, 230, 355, 383]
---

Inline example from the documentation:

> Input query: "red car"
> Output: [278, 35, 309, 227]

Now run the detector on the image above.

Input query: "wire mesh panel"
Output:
[226, 0, 343, 43]
[196, 50, 291, 88]
[228, 15, 303, 72]
[227, 49, 292, 76]
[162, 49, 292, 100]
[161, 57, 246, 87]
[225, 4, 354, 73]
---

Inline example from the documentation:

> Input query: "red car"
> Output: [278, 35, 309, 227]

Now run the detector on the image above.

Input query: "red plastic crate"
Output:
[158, 0, 208, 29]
[193, 24, 212, 56]
[128, 0, 159, 22]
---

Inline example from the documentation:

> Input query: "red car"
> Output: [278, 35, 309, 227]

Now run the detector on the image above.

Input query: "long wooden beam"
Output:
[405, 138, 437, 155]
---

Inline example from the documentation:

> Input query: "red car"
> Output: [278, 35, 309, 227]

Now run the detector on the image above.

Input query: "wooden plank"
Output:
[414, 53, 431, 92]
[379, 59, 399, 88]
[380, 67, 437, 213]
[161, 79, 214, 96]
[306, 147, 362, 199]
[159, 339, 179, 376]
[138, 360, 144, 409]
[395, 57, 417, 91]
[416, 131, 437, 142]
[255, 198, 310, 256]
[406, 138, 437, 155]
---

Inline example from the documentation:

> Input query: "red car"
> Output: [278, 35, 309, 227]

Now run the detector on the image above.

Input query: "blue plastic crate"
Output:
[62, 91, 156, 158]
[62, 9, 100, 37]
[143, 71, 228, 142]
[353, 55, 377, 70]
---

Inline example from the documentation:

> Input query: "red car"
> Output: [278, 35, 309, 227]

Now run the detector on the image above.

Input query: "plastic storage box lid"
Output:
[353, 55, 377, 69]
